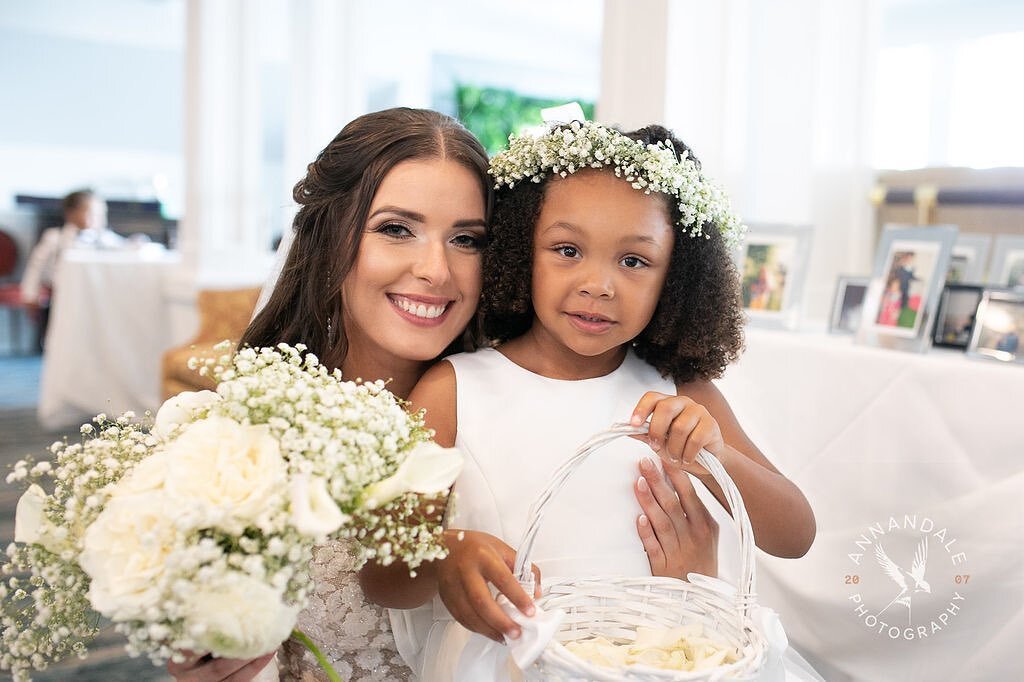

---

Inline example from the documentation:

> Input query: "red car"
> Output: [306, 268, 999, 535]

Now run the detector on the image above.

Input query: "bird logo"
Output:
[874, 537, 931, 623]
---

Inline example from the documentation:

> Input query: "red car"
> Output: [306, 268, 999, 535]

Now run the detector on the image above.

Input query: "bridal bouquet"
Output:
[1, 342, 460, 681]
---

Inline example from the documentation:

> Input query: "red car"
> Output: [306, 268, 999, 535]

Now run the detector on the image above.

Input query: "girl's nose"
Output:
[578, 264, 614, 298]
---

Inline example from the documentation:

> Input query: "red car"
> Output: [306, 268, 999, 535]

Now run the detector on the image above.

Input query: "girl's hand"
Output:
[630, 392, 726, 471]
[438, 529, 542, 643]
[634, 457, 718, 579]
[166, 651, 275, 682]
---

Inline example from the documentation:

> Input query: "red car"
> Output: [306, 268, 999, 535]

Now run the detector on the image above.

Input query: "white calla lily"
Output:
[362, 442, 463, 509]
[14, 484, 47, 545]
[152, 390, 221, 439]
[289, 474, 347, 537]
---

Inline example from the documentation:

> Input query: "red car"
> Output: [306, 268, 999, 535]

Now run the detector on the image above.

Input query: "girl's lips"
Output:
[565, 311, 615, 334]
[566, 310, 613, 322]
[388, 294, 453, 327]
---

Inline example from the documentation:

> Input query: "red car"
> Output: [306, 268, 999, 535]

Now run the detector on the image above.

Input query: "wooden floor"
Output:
[0, 356, 171, 681]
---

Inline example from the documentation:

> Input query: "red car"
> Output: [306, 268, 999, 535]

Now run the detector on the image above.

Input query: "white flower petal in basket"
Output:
[511, 422, 775, 682]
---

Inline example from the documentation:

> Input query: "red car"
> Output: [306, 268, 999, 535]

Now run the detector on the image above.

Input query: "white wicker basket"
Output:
[512, 423, 768, 681]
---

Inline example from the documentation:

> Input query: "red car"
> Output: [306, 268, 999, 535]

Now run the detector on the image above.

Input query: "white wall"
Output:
[601, 0, 879, 321]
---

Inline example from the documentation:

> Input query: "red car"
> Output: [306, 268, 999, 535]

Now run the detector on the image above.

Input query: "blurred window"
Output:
[873, 1, 1024, 169]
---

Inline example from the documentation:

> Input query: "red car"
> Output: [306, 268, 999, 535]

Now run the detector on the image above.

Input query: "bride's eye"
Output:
[451, 233, 485, 250]
[376, 223, 413, 238]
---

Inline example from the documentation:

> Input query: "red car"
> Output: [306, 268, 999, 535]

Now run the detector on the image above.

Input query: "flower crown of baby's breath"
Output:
[489, 120, 746, 247]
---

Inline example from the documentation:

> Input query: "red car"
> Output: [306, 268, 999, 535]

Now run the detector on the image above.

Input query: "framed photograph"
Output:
[946, 233, 992, 284]
[734, 224, 813, 329]
[967, 289, 1024, 364]
[828, 275, 869, 335]
[857, 224, 958, 352]
[987, 235, 1024, 289]
[932, 284, 983, 349]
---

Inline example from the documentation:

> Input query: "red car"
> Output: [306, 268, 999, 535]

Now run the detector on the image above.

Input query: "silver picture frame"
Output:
[828, 275, 870, 335]
[947, 233, 992, 284]
[967, 289, 1024, 364]
[734, 223, 814, 330]
[987, 235, 1024, 289]
[856, 224, 958, 353]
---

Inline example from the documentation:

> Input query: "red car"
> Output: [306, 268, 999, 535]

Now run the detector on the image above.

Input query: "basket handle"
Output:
[511, 422, 757, 618]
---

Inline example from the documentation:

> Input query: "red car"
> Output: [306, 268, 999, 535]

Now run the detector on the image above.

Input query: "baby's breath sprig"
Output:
[489, 120, 746, 248]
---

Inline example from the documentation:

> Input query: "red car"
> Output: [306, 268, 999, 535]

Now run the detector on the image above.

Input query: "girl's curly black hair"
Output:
[480, 124, 745, 384]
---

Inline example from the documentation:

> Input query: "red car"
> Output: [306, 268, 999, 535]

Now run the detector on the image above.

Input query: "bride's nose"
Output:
[411, 241, 453, 286]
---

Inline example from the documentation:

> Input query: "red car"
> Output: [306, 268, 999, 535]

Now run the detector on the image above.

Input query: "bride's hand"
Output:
[166, 650, 275, 681]
[438, 529, 542, 642]
[634, 457, 718, 579]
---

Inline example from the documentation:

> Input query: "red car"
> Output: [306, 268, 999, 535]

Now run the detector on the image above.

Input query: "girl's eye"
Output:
[376, 223, 412, 238]
[621, 255, 649, 269]
[556, 245, 579, 258]
[451, 233, 485, 250]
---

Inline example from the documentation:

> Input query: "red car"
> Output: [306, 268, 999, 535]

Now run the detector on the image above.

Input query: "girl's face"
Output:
[528, 170, 675, 366]
[341, 158, 486, 370]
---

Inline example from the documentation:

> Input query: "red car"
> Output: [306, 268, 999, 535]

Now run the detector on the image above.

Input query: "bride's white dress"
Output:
[277, 540, 412, 681]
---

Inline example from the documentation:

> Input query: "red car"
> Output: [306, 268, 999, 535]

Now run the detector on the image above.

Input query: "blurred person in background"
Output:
[20, 188, 122, 351]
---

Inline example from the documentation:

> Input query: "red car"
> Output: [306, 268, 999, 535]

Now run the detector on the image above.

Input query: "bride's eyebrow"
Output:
[368, 206, 424, 223]
[368, 207, 485, 230]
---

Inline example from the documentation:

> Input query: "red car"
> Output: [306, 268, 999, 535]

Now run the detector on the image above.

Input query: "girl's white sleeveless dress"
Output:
[390, 347, 742, 681]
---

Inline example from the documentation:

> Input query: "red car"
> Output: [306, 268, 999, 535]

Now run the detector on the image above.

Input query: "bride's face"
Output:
[341, 158, 486, 366]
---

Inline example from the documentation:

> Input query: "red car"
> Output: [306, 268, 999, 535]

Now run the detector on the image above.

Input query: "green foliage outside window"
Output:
[455, 84, 595, 155]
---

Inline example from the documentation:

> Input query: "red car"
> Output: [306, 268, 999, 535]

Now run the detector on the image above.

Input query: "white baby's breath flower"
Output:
[152, 390, 222, 439]
[489, 120, 745, 247]
[1, 342, 453, 677]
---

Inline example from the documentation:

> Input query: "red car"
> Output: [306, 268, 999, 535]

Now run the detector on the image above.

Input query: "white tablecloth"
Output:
[717, 327, 1024, 682]
[38, 248, 180, 430]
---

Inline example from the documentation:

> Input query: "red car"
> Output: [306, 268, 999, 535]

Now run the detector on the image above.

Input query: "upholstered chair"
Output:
[160, 287, 262, 399]
[0, 229, 26, 354]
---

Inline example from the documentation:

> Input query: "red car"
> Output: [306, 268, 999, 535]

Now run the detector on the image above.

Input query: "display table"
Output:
[38, 248, 181, 430]
[716, 327, 1023, 681]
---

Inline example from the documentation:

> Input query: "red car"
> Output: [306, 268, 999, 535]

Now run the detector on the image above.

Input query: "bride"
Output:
[167, 107, 711, 681]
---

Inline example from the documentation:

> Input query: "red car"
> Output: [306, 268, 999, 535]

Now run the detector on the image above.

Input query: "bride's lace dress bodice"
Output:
[278, 540, 411, 681]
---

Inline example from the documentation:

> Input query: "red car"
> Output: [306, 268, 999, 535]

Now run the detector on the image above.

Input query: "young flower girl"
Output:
[387, 120, 819, 681]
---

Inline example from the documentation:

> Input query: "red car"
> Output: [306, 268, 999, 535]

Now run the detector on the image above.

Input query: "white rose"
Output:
[289, 474, 348, 538]
[80, 492, 179, 621]
[362, 442, 463, 509]
[163, 416, 287, 531]
[114, 451, 169, 495]
[183, 573, 299, 659]
[153, 390, 221, 439]
[14, 484, 47, 545]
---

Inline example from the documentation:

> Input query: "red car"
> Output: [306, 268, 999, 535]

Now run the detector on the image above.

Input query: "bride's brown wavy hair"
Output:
[241, 107, 491, 370]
